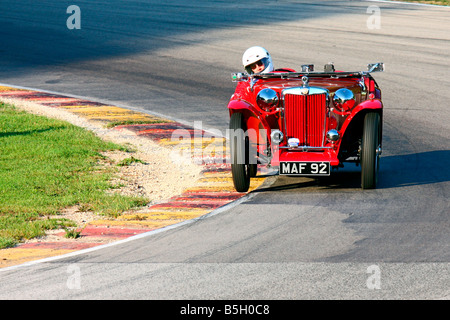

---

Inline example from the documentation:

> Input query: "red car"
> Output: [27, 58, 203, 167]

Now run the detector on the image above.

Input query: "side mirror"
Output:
[231, 72, 249, 82]
[367, 62, 384, 73]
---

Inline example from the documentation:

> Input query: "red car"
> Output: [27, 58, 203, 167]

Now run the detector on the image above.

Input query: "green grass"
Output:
[105, 119, 168, 129]
[117, 156, 147, 167]
[0, 102, 148, 249]
[395, 0, 449, 5]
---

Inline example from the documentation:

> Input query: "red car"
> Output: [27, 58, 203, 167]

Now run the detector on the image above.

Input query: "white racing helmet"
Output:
[242, 46, 274, 74]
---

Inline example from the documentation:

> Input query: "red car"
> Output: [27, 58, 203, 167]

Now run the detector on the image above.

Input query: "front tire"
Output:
[248, 163, 258, 178]
[361, 112, 381, 189]
[230, 113, 251, 192]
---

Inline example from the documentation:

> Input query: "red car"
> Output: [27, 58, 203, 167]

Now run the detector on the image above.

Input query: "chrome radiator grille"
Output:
[283, 93, 327, 147]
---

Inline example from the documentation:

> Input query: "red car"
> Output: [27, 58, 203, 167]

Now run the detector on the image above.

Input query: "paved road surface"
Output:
[0, 0, 449, 300]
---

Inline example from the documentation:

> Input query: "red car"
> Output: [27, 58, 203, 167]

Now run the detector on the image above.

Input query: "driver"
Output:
[242, 46, 274, 74]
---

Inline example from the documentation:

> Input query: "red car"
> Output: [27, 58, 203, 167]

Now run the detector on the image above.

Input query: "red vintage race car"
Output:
[227, 62, 384, 192]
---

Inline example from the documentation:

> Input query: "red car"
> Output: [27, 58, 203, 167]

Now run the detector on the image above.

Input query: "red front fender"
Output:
[228, 99, 273, 147]
[340, 99, 383, 134]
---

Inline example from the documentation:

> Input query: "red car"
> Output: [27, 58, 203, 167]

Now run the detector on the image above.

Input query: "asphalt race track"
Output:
[0, 0, 449, 300]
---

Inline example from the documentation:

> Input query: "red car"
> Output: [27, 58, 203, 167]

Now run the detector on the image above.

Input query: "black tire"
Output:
[230, 113, 251, 192]
[248, 163, 258, 178]
[361, 112, 381, 189]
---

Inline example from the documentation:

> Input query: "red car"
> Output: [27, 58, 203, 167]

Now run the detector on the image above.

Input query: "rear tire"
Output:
[361, 112, 381, 189]
[230, 113, 251, 192]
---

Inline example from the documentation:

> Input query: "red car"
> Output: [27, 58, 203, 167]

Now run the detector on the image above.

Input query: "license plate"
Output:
[279, 162, 330, 176]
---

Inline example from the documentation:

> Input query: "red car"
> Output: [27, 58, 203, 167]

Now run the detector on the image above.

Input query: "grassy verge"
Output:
[0, 102, 148, 249]
[394, 0, 449, 5]
[105, 119, 168, 129]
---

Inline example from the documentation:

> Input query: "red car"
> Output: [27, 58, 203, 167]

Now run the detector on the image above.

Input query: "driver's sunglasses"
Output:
[249, 60, 264, 70]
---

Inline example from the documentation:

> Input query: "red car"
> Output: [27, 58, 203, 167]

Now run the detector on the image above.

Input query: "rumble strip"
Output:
[0, 85, 266, 268]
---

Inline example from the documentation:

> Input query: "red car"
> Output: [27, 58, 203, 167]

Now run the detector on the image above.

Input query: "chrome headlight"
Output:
[256, 88, 279, 111]
[333, 88, 355, 112]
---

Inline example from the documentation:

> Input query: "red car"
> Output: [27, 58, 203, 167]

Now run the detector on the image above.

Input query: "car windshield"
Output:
[253, 71, 364, 79]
